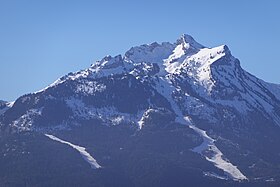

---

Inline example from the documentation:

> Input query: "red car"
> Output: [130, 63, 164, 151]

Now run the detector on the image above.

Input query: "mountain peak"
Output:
[176, 34, 205, 50]
[217, 44, 231, 55]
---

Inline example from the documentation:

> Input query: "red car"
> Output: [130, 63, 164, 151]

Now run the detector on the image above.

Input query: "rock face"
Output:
[0, 34, 280, 187]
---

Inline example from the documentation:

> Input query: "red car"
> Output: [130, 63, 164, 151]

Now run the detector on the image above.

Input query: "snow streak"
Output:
[45, 134, 101, 169]
[189, 125, 247, 180]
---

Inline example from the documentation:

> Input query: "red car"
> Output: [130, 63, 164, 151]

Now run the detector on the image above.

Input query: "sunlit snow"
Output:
[45, 134, 101, 169]
[189, 124, 247, 181]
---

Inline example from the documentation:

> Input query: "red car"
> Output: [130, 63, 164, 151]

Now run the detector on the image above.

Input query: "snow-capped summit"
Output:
[96, 54, 123, 69]
[124, 41, 174, 65]
[9, 34, 280, 123]
[176, 34, 205, 50]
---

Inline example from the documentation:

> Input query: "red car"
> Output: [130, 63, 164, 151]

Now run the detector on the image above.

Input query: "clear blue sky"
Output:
[0, 0, 279, 101]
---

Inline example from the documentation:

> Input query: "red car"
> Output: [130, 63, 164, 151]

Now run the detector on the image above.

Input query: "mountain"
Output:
[0, 34, 280, 187]
[0, 100, 6, 109]
[0, 100, 13, 116]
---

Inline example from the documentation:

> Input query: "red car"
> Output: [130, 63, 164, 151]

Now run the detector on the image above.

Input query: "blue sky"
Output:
[0, 0, 279, 101]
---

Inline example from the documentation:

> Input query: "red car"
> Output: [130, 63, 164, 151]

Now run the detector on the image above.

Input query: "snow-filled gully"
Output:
[188, 125, 247, 181]
[154, 77, 247, 181]
[45, 134, 101, 169]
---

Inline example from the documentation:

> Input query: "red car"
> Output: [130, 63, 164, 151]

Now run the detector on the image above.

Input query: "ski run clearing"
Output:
[45, 134, 101, 169]
[189, 125, 247, 181]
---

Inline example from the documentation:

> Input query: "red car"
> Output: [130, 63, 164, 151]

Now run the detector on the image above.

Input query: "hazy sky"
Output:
[0, 0, 279, 101]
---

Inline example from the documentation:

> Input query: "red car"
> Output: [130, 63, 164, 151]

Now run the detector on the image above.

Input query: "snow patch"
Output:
[66, 98, 143, 126]
[137, 111, 146, 129]
[45, 134, 101, 169]
[76, 81, 106, 95]
[152, 76, 190, 124]
[11, 108, 43, 131]
[189, 124, 247, 181]
[7, 101, 15, 108]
